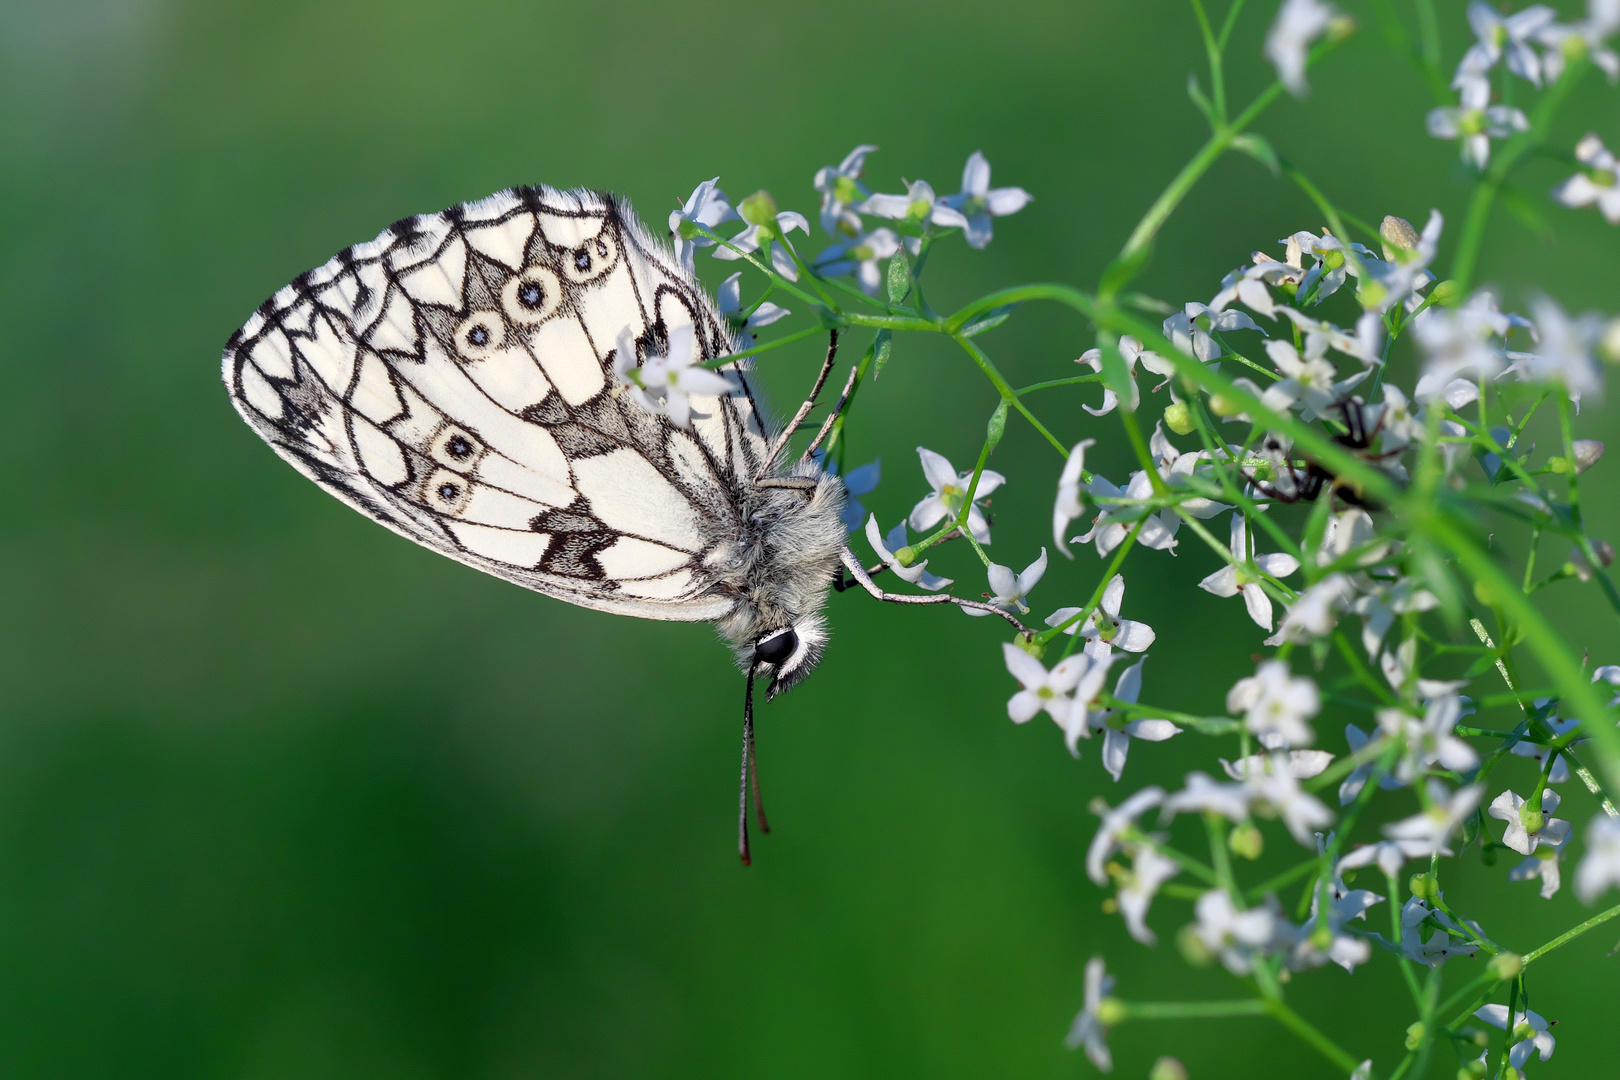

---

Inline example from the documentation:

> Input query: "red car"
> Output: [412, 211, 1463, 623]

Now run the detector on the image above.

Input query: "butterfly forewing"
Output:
[223, 184, 774, 622]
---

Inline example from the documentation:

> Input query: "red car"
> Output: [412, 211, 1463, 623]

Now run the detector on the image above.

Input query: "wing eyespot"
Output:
[422, 468, 472, 514]
[429, 424, 485, 473]
[454, 312, 505, 360]
[500, 266, 563, 325]
[561, 231, 618, 284]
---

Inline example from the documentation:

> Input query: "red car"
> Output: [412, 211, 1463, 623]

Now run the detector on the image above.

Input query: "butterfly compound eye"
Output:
[753, 629, 798, 667]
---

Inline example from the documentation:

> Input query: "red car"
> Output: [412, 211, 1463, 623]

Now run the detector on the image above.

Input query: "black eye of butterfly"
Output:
[754, 629, 798, 666]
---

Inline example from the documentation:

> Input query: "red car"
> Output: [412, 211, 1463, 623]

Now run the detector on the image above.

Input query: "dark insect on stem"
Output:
[1245, 397, 1403, 511]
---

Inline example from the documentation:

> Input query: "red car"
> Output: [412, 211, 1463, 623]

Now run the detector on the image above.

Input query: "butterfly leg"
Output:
[758, 330, 840, 477]
[738, 668, 770, 866]
[837, 546, 1032, 635]
[801, 356, 862, 463]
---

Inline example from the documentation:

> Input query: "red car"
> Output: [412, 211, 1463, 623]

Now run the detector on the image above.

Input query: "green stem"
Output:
[1118, 998, 1270, 1020]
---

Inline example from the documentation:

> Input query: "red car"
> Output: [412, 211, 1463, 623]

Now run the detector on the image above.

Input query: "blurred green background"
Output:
[2, 0, 1617, 1076]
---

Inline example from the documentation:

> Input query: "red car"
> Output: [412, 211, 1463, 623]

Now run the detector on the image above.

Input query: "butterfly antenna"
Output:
[757, 330, 839, 478]
[738, 665, 768, 865]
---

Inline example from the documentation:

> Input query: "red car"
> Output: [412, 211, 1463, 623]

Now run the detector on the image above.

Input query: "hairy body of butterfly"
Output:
[223, 183, 1023, 860]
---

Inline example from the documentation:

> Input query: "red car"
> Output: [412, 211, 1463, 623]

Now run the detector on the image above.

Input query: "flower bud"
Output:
[1176, 923, 1215, 967]
[1503, 1067, 1522, 1080]
[738, 190, 779, 227]
[1208, 393, 1243, 418]
[1014, 634, 1045, 660]
[1519, 798, 1545, 836]
[1488, 951, 1524, 981]
[1327, 14, 1357, 41]
[1096, 997, 1127, 1025]
[1429, 279, 1462, 307]
[1405, 1021, 1426, 1050]
[894, 545, 916, 567]
[1458, 1059, 1488, 1080]
[1150, 1057, 1189, 1080]
[1574, 439, 1605, 473]
[1511, 1021, 1535, 1044]
[1409, 872, 1439, 901]
[1164, 401, 1195, 436]
[1310, 923, 1333, 951]
[1229, 822, 1264, 860]
[1380, 215, 1420, 261]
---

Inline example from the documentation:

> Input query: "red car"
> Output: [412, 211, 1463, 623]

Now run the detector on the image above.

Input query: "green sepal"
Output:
[986, 398, 1010, 453]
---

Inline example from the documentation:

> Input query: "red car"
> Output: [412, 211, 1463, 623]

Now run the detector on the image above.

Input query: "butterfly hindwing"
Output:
[223, 184, 775, 622]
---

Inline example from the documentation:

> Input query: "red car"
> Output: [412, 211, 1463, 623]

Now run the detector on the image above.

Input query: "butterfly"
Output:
[222, 183, 1018, 860]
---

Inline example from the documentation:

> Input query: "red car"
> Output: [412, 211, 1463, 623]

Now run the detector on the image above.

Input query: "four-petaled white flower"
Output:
[1461, 1, 1559, 86]
[1264, 0, 1340, 97]
[1378, 695, 1481, 786]
[1508, 706, 1579, 781]
[1086, 659, 1182, 781]
[1263, 572, 1355, 647]
[1053, 439, 1095, 558]
[1162, 771, 1252, 822]
[1088, 787, 1166, 884]
[1077, 337, 1181, 415]
[1552, 133, 1620, 223]
[860, 177, 971, 252]
[1381, 781, 1484, 857]
[1490, 787, 1569, 856]
[1426, 66, 1530, 170]
[612, 323, 732, 429]
[909, 447, 1004, 544]
[1221, 748, 1334, 782]
[1575, 813, 1620, 903]
[1474, 1004, 1557, 1071]
[1509, 821, 1573, 898]
[813, 227, 902, 295]
[1536, 1, 1620, 84]
[714, 205, 811, 281]
[970, 549, 1048, 618]
[1199, 513, 1301, 631]
[1118, 844, 1181, 945]
[938, 151, 1032, 249]
[1002, 642, 1099, 728]
[865, 516, 952, 591]
[716, 272, 789, 342]
[1262, 338, 1369, 422]
[1244, 761, 1335, 845]
[1193, 889, 1279, 975]
[1362, 210, 1443, 313]
[1374, 894, 1481, 967]
[1074, 469, 1182, 557]
[1164, 302, 1266, 362]
[669, 177, 739, 274]
[1228, 660, 1321, 748]
[814, 144, 878, 238]
[1511, 293, 1606, 401]
[1046, 574, 1157, 656]
[1412, 290, 1530, 392]
[1064, 957, 1116, 1070]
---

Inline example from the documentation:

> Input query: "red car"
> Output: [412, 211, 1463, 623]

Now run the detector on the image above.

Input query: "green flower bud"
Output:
[1487, 951, 1524, 981]
[1150, 1057, 1189, 1080]
[738, 190, 779, 228]
[1014, 634, 1045, 661]
[1511, 1021, 1535, 1044]
[1458, 1059, 1488, 1080]
[1409, 872, 1439, 901]
[1520, 798, 1546, 836]
[1548, 455, 1572, 474]
[1473, 579, 1497, 609]
[1176, 923, 1215, 967]
[1228, 822, 1264, 860]
[1327, 14, 1357, 41]
[894, 545, 916, 567]
[832, 175, 863, 206]
[1380, 215, 1420, 260]
[1095, 997, 1127, 1026]
[1405, 1021, 1426, 1050]
[1208, 393, 1243, 418]
[1164, 401, 1195, 436]
[1430, 279, 1462, 307]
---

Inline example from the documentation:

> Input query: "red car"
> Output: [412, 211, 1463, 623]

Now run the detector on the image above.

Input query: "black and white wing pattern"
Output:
[222, 185, 776, 622]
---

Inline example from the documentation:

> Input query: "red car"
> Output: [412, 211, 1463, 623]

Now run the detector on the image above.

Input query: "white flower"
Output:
[1198, 513, 1300, 631]
[1462, 1, 1559, 86]
[970, 549, 1048, 618]
[1221, 749, 1334, 781]
[1075, 337, 1179, 415]
[1053, 439, 1095, 558]
[1489, 787, 1568, 856]
[860, 178, 971, 250]
[1339, 722, 1402, 805]
[1338, 839, 1411, 879]
[1064, 957, 1115, 1069]
[1509, 824, 1572, 898]
[908, 447, 1004, 544]
[1349, 577, 1439, 659]
[1057, 651, 1125, 758]
[813, 144, 877, 238]
[813, 227, 901, 295]
[669, 177, 739, 273]
[1474, 1005, 1557, 1070]
[1513, 293, 1606, 400]
[714, 202, 811, 282]
[1552, 134, 1620, 222]
[1362, 210, 1443, 313]
[864, 516, 952, 591]
[1164, 302, 1264, 362]
[1088, 659, 1182, 782]
[1264, 0, 1339, 96]
[1284, 230, 1379, 305]
[1413, 290, 1531, 390]
[1378, 695, 1481, 785]
[938, 151, 1032, 249]
[1088, 787, 1166, 884]
[1003, 641, 1091, 724]
[1376, 894, 1481, 967]
[1118, 845, 1181, 944]
[1508, 707, 1580, 782]
[715, 272, 789, 342]
[1228, 660, 1320, 748]
[1245, 763, 1334, 845]
[1381, 781, 1484, 857]
[1263, 572, 1355, 647]
[1045, 574, 1157, 654]
[1575, 814, 1620, 902]
[1263, 338, 1368, 421]
[1287, 840, 1382, 972]
[1162, 771, 1252, 822]
[612, 324, 732, 429]
[1426, 69, 1530, 170]
[1074, 469, 1181, 557]
[1537, 0, 1620, 84]
[1193, 889, 1278, 974]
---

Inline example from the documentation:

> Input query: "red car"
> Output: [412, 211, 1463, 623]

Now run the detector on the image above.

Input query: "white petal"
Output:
[1125, 718, 1182, 742]
[960, 150, 991, 196]
[985, 186, 1032, 215]
[1241, 584, 1274, 630]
